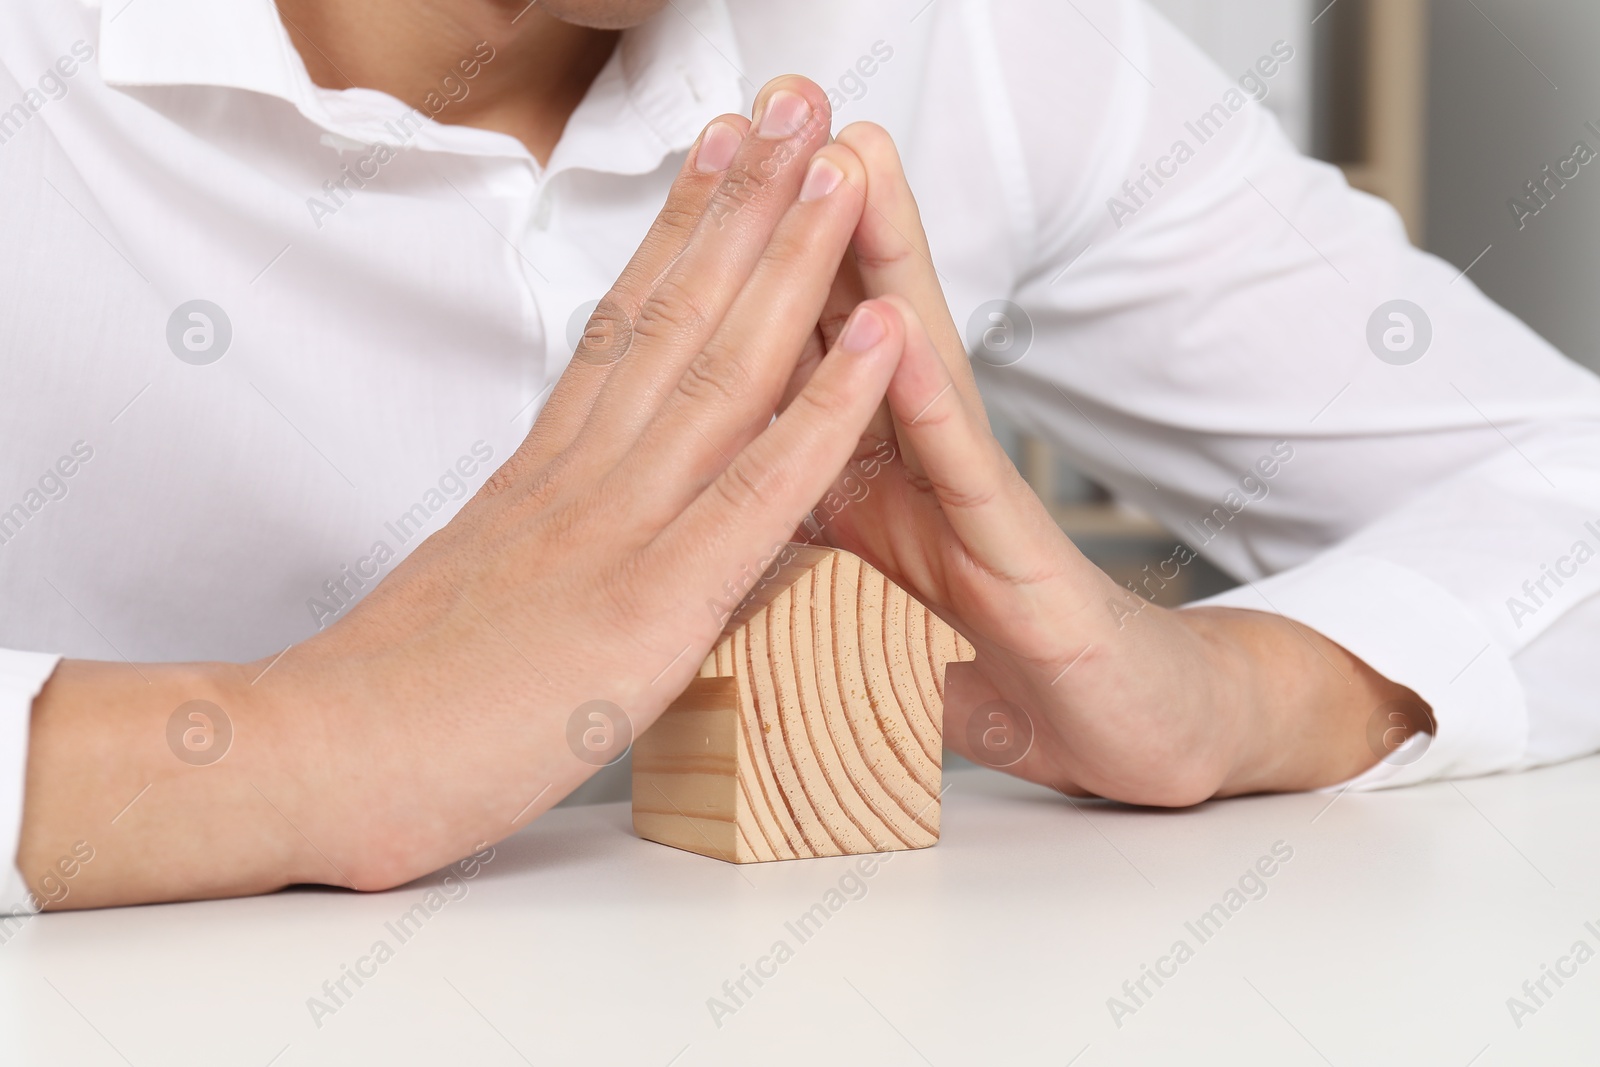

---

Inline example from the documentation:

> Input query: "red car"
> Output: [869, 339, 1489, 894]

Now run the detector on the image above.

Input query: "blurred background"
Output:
[574, 0, 1598, 802]
[995, 0, 1600, 610]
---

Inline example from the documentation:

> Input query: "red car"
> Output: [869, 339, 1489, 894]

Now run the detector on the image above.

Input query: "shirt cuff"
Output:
[0, 650, 61, 917]
[1194, 555, 1526, 790]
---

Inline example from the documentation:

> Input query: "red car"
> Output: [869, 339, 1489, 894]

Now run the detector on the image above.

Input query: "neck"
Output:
[274, 0, 620, 164]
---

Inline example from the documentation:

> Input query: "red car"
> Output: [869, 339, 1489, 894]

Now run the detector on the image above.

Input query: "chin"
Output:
[532, 0, 672, 30]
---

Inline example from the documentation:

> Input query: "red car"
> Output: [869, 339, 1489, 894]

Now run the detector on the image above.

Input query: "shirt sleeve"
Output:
[968, 0, 1600, 787]
[1, 649, 58, 913]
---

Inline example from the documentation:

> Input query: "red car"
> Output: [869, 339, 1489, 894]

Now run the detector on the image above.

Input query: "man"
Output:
[2, 0, 1597, 910]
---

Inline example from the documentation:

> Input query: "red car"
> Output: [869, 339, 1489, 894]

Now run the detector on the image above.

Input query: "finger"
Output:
[603, 141, 872, 524]
[785, 255, 902, 464]
[831, 122, 978, 486]
[881, 296, 1066, 575]
[779, 253, 864, 411]
[778, 252, 903, 524]
[652, 299, 905, 604]
[834, 122, 988, 422]
[501, 115, 749, 484]
[564, 76, 835, 472]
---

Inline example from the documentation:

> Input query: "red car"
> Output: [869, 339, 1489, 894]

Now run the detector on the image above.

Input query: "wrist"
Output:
[1181, 606, 1424, 796]
[1163, 606, 1266, 798]
[253, 631, 494, 892]
[1051, 587, 1254, 806]
[209, 654, 333, 888]
[233, 641, 401, 890]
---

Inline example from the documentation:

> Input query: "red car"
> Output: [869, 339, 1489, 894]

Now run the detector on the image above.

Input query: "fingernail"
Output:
[839, 306, 887, 353]
[695, 122, 740, 173]
[799, 156, 844, 202]
[758, 90, 812, 140]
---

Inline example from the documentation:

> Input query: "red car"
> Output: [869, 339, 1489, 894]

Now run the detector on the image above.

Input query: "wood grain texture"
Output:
[632, 546, 975, 863]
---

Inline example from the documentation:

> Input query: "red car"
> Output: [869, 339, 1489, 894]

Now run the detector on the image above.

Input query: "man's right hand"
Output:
[18, 76, 904, 908]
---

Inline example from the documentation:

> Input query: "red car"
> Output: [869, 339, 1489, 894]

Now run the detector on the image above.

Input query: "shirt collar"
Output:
[96, 0, 746, 174]
[98, 0, 315, 106]
[546, 0, 748, 178]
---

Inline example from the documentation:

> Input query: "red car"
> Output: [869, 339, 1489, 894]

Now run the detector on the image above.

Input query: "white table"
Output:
[4, 758, 1598, 1066]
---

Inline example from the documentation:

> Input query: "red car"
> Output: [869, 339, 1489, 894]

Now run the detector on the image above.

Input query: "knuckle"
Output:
[610, 200, 703, 296]
[926, 472, 996, 512]
[790, 373, 851, 421]
[481, 454, 559, 513]
[899, 465, 935, 499]
[853, 432, 896, 465]
[479, 463, 521, 500]
[653, 199, 706, 240]
[633, 276, 716, 346]
[476, 445, 540, 502]
[851, 237, 916, 273]
[712, 455, 779, 514]
[520, 463, 567, 513]
[709, 161, 769, 222]
[573, 296, 633, 366]
[757, 230, 816, 279]
[676, 346, 749, 407]
[906, 391, 960, 430]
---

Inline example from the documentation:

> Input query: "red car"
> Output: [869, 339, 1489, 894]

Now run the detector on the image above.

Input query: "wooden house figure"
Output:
[632, 544, 974, 863]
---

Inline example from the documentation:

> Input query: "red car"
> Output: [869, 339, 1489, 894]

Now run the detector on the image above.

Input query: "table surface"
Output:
[4, 757, 1598, 1067]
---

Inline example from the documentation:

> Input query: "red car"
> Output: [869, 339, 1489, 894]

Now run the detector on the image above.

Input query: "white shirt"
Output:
[3, 0, 1599, 908]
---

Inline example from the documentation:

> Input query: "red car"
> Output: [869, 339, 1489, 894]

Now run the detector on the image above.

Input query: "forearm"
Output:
[1183, 606, 1432, 798]
[16, 659, 311, 910]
